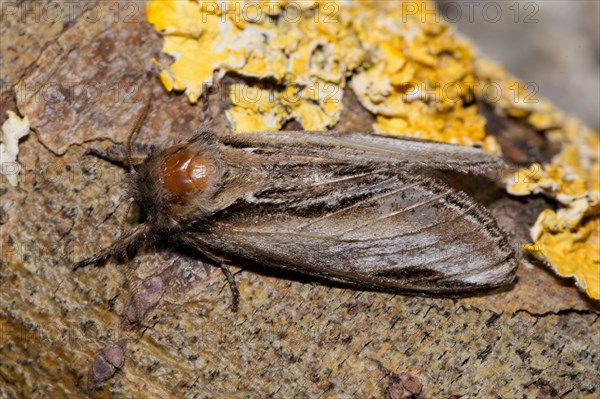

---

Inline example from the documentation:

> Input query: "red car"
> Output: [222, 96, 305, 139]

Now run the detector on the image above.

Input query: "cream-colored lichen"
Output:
[0, 111, 30, 187]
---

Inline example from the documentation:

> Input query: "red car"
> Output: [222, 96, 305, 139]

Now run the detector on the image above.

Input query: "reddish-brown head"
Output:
[160, 147, 213, 204]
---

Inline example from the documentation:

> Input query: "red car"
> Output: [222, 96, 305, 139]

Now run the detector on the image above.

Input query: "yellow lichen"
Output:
[147, 0, 494, 147]
[473, 58, 562, 125]
[522, 131, 600, 300]
[504, 116, 599, 301]
[148, 0, 362, 130]
[227, 84, 285, 131]
[347, 1, 486, 145]
[482, 58, 600, 300]
[524, 200, 599, 300]
[507, 162, 589, 202]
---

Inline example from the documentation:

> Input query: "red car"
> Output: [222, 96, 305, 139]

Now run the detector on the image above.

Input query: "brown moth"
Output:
[73, 128, 517, 311]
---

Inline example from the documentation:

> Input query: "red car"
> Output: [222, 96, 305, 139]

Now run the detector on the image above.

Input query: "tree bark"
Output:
[1, 1, 597, 398]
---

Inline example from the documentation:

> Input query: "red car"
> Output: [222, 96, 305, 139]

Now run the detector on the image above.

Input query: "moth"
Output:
[73, 125, 517, 312]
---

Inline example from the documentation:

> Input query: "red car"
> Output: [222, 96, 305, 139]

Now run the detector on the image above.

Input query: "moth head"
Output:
[131, 132, 225, 228]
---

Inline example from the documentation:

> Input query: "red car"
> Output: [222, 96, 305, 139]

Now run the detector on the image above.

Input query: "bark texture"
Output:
[1, 1, 598, 398]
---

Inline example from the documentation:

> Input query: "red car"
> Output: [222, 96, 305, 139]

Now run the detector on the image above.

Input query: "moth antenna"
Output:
[201, 81, 210, 116]
[126, 98, 151, 173]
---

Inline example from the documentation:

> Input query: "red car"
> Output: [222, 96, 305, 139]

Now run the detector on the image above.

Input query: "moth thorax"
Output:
[161, 149, 211, 204]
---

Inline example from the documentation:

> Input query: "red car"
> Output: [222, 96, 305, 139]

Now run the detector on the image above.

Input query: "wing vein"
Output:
[292, 179, 421, 233]
[337, 188, 453, 237]
[372, 235, 508, 281]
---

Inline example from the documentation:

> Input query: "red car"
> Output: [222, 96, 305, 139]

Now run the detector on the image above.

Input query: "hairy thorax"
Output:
[131, 134, 226, 229]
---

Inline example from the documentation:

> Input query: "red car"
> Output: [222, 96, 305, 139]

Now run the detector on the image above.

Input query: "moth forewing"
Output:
[220, 130, 507, 176]
[75, 130, 517, 310]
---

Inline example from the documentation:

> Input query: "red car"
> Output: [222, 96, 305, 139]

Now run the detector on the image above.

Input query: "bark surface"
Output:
[1, 1, 597, 398]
